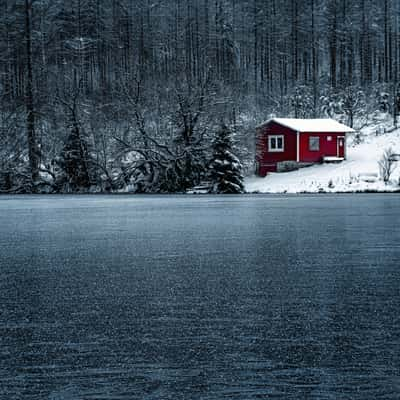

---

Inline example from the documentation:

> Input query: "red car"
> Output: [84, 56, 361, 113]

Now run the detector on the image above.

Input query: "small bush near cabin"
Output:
[378, 148, 396, 184]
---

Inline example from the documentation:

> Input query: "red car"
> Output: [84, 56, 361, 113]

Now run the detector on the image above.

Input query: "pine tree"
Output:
[58, 114, 93, 191]
[209, 124, 244, 194]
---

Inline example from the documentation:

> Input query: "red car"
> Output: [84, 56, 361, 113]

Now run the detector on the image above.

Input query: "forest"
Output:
[0, 0, 400, 193]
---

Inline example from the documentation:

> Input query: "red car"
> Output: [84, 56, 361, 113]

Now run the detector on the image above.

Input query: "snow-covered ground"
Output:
[246, 126, 400, 193]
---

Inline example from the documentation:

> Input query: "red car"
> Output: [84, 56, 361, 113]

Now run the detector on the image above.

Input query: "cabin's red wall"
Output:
[299, 132, 345, 163]
[256, 122, 297, 176]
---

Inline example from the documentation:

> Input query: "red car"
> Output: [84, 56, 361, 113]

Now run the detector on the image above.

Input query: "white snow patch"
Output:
[246, 127, 400, 193]
[258, 118, 355, 132]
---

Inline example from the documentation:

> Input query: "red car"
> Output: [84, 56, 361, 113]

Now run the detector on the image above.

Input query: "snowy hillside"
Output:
[246, 127, 400, 193]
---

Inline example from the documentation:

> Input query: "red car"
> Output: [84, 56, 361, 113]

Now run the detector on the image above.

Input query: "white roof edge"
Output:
[257, 118, 355, 133]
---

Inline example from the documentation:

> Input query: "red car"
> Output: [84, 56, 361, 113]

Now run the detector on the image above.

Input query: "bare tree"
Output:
[24, 0, 40, 189]
[378, 148, 396, 184]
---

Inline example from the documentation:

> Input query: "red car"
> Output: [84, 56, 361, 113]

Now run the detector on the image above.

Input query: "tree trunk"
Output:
[311, 0, 318, 117]
[25, 0, 40, 188]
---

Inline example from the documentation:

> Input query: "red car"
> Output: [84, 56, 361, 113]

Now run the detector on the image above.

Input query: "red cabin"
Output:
[256, 118, 354, 177]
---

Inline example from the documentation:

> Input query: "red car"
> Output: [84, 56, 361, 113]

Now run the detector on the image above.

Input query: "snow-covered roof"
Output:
[259, 118, 355, 133]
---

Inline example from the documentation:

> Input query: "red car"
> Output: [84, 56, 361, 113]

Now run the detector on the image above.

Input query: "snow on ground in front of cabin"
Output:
[245, 126, 400, 193]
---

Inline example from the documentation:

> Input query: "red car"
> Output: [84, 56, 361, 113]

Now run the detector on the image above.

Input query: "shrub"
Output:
[378, 148, 396, 184]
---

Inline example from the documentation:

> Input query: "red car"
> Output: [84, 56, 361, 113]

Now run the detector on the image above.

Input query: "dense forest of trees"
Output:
[0, 0, 400, 192]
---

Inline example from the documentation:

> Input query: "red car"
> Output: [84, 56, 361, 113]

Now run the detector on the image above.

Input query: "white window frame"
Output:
[268, 135, 284, 152]
[309, 136, 320, 151]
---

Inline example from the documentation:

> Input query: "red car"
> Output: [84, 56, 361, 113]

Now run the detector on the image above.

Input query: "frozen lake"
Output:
[0, 194, 399, 399]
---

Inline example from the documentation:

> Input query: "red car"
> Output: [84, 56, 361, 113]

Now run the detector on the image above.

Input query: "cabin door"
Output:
[337, 136, 345, 158]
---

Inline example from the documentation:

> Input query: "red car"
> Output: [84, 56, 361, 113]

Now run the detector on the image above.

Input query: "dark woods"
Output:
[0, 0, 399, 193]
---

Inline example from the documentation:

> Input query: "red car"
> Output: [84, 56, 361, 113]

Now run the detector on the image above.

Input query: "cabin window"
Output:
[309, 136, 320, 151]
[268, 135, 284, 152]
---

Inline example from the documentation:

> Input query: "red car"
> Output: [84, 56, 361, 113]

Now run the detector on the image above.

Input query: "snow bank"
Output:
[246, 127, 400, 193]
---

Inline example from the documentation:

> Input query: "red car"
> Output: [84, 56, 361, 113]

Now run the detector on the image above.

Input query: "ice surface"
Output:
[0, 195, 399, 399]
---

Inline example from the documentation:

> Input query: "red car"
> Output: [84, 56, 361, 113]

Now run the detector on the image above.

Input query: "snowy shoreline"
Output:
[1, 189, 399, 196]
[2, 121, 400, 196]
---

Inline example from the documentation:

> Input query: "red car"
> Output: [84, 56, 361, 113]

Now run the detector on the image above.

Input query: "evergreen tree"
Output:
[209, 124, 244, 194]
[58, 115, 93, 191]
